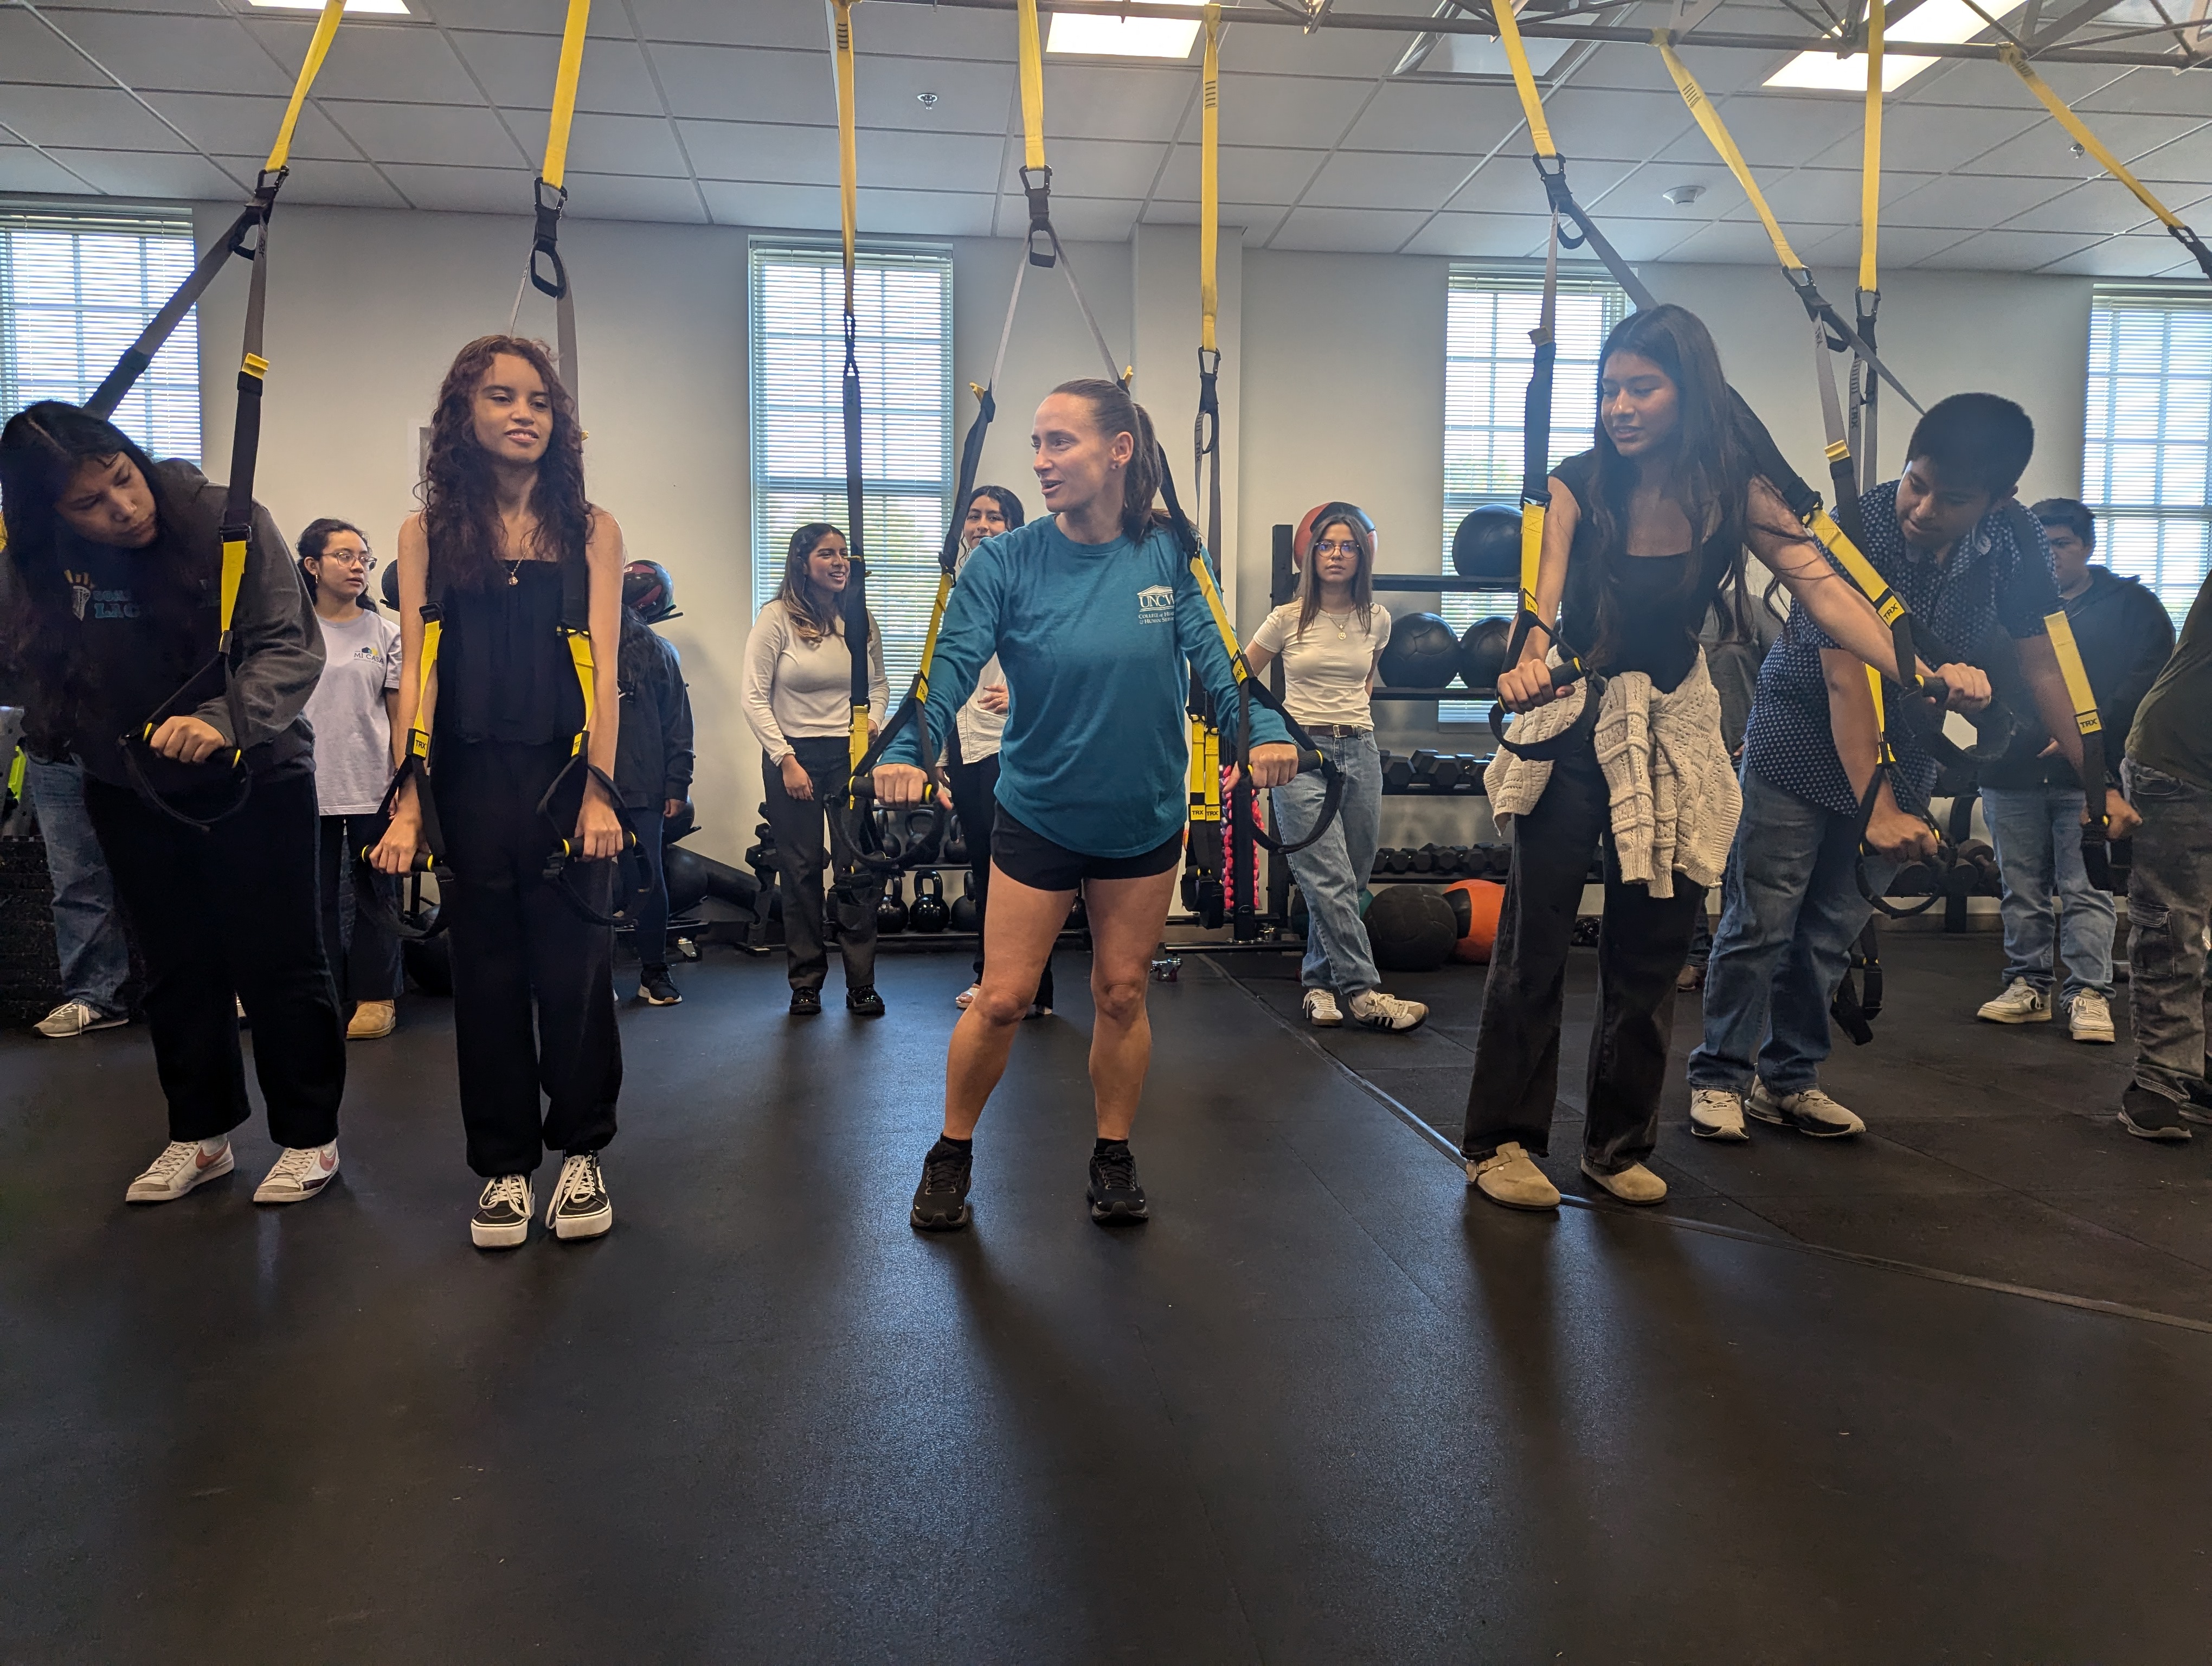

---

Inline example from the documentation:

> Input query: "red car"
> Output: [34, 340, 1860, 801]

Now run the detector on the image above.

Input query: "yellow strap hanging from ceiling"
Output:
[829, 0, 861, 311]
[1199, 5, 1220, 354]
[1656, 32, 1806, 273]
[1997, 44, 2187, 234]
[541, 0, 592, 191]
[1017, 0, 1047, 173]
[1492, 0, 1558, 161]
[264, 0, 348, 174]
[1861, 0, 1883, 294]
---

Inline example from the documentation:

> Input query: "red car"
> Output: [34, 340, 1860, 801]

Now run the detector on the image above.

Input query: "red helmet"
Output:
[622, 559, 676, 622]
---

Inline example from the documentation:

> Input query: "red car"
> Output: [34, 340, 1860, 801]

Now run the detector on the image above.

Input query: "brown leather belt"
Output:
[1301, 723, 1371, 739]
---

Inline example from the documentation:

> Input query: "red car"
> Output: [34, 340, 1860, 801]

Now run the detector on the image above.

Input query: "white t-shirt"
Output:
[303, 608, 401, 816]
[1248, 600, 1391, 729]
[741, 598, 890, 761]
[951, 542, 1009, 763]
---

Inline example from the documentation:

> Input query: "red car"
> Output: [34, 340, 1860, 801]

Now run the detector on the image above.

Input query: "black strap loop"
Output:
[530, 178, 569, 298]
[1020, 164, 1057, 267]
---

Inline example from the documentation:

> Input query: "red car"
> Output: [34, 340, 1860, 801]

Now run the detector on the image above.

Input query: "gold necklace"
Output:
[1320, 606, 1351, 640]
[504, 558, 523, 587]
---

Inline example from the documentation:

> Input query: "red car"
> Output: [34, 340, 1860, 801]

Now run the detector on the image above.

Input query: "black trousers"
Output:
[762, 738, 878, 993]
[1461, 734, 1706, 1174]
[627, 810, 670, 966]
[318, 813, 403, 1009]
[946, 750, 1053, 1008]
[432, 741, 621, 1178]
[85, 768, 345, 1148]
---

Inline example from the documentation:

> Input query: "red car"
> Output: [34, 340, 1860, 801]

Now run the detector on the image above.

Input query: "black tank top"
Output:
[1553, 450, 1734, 693]
[436, 561, 584, 746]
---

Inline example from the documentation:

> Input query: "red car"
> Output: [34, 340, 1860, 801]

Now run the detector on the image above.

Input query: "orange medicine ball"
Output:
[1445, 878, 1504, 963]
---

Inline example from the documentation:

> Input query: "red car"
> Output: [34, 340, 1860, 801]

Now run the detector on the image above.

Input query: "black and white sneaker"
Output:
[847, 986, 885, 1017]
[910, 1138, 973, 1232]
[640, 965, 682, 1006]
[1087, 1142, 1149, 1225]
[547, 1152, 613, 1240]
[789, 988, 822, 1016]
[471, 1174, 534, 1249]
[2119, 1085, 2192, 1143]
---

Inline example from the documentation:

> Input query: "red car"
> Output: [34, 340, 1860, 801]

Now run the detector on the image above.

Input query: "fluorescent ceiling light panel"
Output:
[1766, 0, 2012, 92]
[248, 0, 411, 14]
[1046, 14, 1201, 58]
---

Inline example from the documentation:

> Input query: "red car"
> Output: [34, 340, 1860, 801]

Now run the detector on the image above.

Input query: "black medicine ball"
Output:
[1362, 883, 1459, 973]
[1452, 505, 1521, 581]
[380, 561, 402, 610]
[1458, 616, 1513, 689]
[1378, 612, 1462, 690]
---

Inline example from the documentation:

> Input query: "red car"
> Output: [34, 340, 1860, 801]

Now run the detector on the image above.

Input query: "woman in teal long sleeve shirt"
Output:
[876, 379, 1296, 1232]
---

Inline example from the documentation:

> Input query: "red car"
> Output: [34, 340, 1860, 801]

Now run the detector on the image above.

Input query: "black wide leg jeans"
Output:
[1460, 733, 1706, 1175]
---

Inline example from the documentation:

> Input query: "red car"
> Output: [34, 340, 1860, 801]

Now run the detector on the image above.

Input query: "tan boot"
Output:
[1468, 1142, 1560, 1210]
[1580, 1158, 1668, 1205]
[346, 999, 396, 1040]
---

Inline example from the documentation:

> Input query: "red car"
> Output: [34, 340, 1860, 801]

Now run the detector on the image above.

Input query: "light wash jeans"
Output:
[1978, 783, 2116, 1002]
[2123, 760, 2212, 1106]
[1273, 731, 1383, 997]
[1687, 765, 1897, 1096]
[22, 754, 130, 1015]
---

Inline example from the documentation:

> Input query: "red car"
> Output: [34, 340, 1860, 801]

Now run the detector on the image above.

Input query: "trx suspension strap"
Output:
[509, 0, 590, 409]
[1998, 44, 2212, 283]
[97, 0, 348, 830]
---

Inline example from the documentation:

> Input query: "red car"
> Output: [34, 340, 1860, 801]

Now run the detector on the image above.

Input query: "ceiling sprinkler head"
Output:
[916, 91, 940, 108]
[1663, 183, 1706, 208]
[2070, 140, 2087, 158]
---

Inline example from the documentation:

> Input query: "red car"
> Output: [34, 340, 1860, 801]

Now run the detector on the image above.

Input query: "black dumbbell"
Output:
[1409, 749, 1440, 791]
[1386, 847, 1415, 874]
[1384, 752, 1414, 792]
[1429, 755, 1463, 793]
[1411, 844, 1437, 874]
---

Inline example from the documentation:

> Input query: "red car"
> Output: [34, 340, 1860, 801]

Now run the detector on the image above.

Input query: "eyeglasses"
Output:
[1309, 540, 1364, 559]
[318, 549, 376, 571]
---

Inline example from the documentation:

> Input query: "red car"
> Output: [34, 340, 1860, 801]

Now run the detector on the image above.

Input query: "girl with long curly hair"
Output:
[369, 335, 628, 1250]
[0, 402, 346, 1209]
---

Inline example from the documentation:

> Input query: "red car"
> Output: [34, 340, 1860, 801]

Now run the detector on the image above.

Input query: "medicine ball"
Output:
[1452, 505, 1521, 581]
[661, 844, 711, 915]
[1293, 503, 1332, 567]
[1363, 882, 1458, 972]
[1358, 887, 1374, 918]
[909, 870, 950, 933]
[380, 561, 402, 610]
[1378, 612, 1462, 690]
[1458, 617, 1513, 690]
[1443, 877, 1506, 963]
[622, 559, 677, 621]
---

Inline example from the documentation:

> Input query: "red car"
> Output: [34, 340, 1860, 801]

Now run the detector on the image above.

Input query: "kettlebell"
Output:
[877, 875, 909, 934]
[909, 869, 950, 933]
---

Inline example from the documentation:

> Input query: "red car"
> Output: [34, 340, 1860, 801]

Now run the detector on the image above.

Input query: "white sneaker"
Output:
[955, 984, 980, 1010]
[1303, 988, 1343, 1027]
[36, 999, 126, 1038]
[2067, 990, 2116, 1044]
[1977, 978, 2052, 1024]
[1747, 1080, 1865, 1138]
[1349, 989, 1427, 1032]
[471, 1174, 534, 1249]
[1689, 1087, 1749, 1142]
[254, 1142, 339, 1204]
[546, 1152, 613, 1241]
[125, 1139, 234, 1203]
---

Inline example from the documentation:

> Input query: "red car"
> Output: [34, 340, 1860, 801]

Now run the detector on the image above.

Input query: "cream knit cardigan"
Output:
[1483, 649, 1742, 899]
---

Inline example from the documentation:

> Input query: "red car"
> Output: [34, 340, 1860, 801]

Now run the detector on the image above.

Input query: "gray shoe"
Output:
[1689, 1087, 1749, 1142]
[1747, 1080, 1864, 1138]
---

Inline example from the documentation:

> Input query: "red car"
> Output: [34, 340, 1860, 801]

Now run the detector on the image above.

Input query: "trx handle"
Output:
[536, 754, 652, 930]
[1488, 646, 1602, 761]
[1999, 44, 2212, 283]
[356, 747, 452, 943]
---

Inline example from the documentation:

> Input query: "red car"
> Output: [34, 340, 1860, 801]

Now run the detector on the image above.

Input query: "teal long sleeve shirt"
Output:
[880, 515, 1290, 859]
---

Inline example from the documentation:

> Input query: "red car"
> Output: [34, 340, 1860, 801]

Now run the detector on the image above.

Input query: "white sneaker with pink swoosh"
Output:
[125, 1139, 234, 1204]
[254, 1142, 340, 1205]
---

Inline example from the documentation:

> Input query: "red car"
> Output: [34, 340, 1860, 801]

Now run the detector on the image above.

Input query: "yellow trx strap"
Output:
[831, 0, 861, 313]
[408, 614, 442, 764]
[2045, 610, 2103, 745]
[1860, 0, 1883, 296]
[1657, 33, 1805, 273]
[1199, 6, 1220, 355]
[265, 0, 348, 174]
[565, 630, 597, 757]
[1017, 0, 1047, 174]
[1493, 0, 1557, 160]
[542, 0, 590, 191]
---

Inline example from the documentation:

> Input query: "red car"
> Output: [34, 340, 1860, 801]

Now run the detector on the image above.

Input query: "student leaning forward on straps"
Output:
[1461, 305, 1998, 1214]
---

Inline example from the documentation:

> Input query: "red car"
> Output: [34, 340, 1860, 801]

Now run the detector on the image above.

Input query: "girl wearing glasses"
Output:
[298, 518, 404, 1041]
[1242, 504, 1426, 1033]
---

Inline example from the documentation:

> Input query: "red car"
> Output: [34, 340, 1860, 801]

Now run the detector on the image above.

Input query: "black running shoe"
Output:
[640, 965, 682, 1006]
[910, 1139, 973, 1231]
[1087, 1143, 1149, 1224]
[847, 987, 885, 1017]
[789, 988, 822, 1016]
[2119, 1084, 2192, 1142]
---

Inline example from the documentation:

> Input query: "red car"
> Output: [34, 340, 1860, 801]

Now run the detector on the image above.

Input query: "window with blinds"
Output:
[748, 242, 954, 697]
[0, 210, 201, 461]
[2084, 286, 2212, 626]
[1440, 264, 1626, 721]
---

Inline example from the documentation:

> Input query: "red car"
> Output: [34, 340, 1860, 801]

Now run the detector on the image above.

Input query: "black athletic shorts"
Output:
[991, 807, 1184, 892]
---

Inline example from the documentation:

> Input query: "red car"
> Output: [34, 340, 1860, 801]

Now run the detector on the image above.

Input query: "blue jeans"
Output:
[1274, 732, 1383, 997]
[1688, 765, 1896, 1096]
[22, 755, 130, 1014]
[1979, 784, 2115, 1001]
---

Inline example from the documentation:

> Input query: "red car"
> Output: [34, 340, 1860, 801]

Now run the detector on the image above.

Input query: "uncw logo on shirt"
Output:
[1136, 584, 1175, 624]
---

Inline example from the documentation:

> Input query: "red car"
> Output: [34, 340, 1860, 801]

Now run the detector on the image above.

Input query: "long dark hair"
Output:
[967, 483, 1026, 532]
[1577, 305, 1756, 659]
[775, 521, 845, 645]
[1295, 503, 1376, 639]
[296, 516, 372, 607]
[0, 401, 204, 751]
[1051, 379, 1170, 543]
[420, 335, 590, 595]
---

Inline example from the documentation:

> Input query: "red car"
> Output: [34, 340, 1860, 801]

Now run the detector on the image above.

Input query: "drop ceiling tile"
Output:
[1966, 110, 2192, 176]
[1883, 172, 2076, 230]
[418, 0, 630, 34]
[142, 92, 357, 163]
[1890, 59, 2049, 110]
[697, 178, 840, 229]
[1656, 219, 1831, 265]
[447, 33, 665, 116]
[844, 4, 1013, 61]
[1149, 143, 1325, 207]
[563, 172, 708, 224]
[1000, 137, 1166, 200]
[1268, 204, 1429, 251]
[1623, 40, 1784, 99]
[649, 43, 825, 124]
[1008, 194, 1136, 242]
[1587, 161, 1751, 222]
[37, 0, 227, 15]
[853, 187, 993, 236]
[1651, 93, 1868, 171]
[0, 145, 95, 195]
[1140, 199, 1285, 239]
[1912, 229, 2100, 270]
[2035, 231, 2204, 278]
[1538, 89, 1695, 163]
[377, 161, 533, 213]
[1570, 43, 1700, 97]
[1446, 157, 1634, 214]
[1041, 62, 1197, 144]
[1336, 82, 1527, 157]
[1999, 181, 2172, 236]
[1303, 148, 1480, 212]
[45, 147, 243, 197]
[861, 129, 1001, 194]
[554, 112, 689, 178]
[1809, 103, 2041, 172]
[220, 153, 405, 207]
[1399, 209, 1555, 258]
[245, 18, 485, 107]
[1558, 215, 1697, 263]
[1707, 165, 1940, 227]
[629, 0, 823, 49]
[0, 11, 108, 86]
[853, 55, 1012, 136]
[2050, 65, 2192, 112]
[321, 99, 526, 168]
[1218, 20, 1410, 78]
[677, 119, 837, 185]
[28, 9, 288, 96]
[2130, 122, 2212, 184]
[1794, 222, 1972, 265]
[0, 88, 195, 153]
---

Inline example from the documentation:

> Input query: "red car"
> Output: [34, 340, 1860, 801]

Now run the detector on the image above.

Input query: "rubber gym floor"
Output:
[3, 931, 2208, 1664]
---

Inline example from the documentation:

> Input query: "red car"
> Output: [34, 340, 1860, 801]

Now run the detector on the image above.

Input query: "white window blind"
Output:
[1441, 264, 1626, 721]
[2084, 286, 2212, 626]
[748, 242, 953, 696]
[0, 210, 201, 462]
